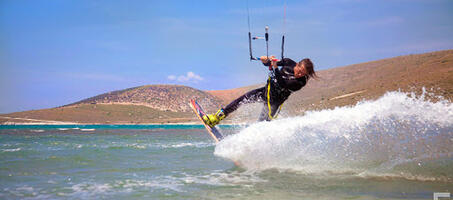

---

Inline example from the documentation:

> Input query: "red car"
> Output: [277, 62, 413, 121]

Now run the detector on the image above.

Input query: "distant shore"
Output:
[0, 116, 202, 125]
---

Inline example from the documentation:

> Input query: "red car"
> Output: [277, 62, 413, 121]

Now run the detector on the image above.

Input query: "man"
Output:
[203, 56, 317, 127]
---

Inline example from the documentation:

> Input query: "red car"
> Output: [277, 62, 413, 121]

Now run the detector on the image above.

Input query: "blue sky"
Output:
[1, 0, 452, 113]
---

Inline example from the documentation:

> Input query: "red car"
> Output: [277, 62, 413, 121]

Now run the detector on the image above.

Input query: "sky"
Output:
[1, 0, 453, 113]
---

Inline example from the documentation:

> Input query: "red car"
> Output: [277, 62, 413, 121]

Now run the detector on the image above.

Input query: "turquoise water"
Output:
[0, 125, 451, 199]
[0, 124, 237, 130]
[1, 92, 452, 199]
[0, 127, 234, 199]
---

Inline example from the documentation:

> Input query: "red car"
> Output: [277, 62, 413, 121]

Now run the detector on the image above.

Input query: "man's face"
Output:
[294, 63, 307, 78]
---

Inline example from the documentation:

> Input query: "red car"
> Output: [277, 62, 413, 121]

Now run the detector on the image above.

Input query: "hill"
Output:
[67, 85, 222, 113]
[1, 50, 452, 124]
[0, 85, 222, 124]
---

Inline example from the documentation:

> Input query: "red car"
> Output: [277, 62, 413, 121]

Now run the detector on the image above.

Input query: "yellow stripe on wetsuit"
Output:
[267, 77, 283, 120]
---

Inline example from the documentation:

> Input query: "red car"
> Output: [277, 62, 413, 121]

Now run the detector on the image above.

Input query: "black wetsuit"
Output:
[223, 58, 308, 121]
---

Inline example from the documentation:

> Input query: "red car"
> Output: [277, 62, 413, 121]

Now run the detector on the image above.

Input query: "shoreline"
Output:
[0, 122, 203, 125]
[0, 122, 242, 126]
[0, 115, 245, 126]
[0, 116, 203, 125]
[0, 122, 204, 125]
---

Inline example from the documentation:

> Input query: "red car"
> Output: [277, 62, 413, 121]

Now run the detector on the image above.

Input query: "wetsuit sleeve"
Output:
[262, 58, 297, 67]
[276, 58, 297, 67]
[273, 58, 298, 87]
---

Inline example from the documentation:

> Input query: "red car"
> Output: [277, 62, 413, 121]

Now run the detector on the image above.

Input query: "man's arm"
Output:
[276, 58, 297, 67]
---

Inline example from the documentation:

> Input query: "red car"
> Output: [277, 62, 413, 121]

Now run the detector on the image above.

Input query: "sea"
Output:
[1, 91, 452, 199]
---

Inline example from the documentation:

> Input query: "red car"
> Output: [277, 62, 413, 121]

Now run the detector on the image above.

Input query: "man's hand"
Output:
[260, 56, 278, 67]
[270, 56, 278, 68]
[259, 56, 269, 64]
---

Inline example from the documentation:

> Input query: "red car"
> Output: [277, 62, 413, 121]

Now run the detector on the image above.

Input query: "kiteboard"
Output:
[189, 99, 224, 142]
[189, 99, 241, 166]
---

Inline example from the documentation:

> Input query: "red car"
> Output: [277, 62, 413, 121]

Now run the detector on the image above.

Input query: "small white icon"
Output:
[434, 192, 450, 200]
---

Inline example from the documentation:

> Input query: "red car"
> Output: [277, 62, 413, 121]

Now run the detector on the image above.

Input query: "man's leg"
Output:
[223, 87, 265, 117]
[203, 87, 265, 127]
[258, 102, 282, 121]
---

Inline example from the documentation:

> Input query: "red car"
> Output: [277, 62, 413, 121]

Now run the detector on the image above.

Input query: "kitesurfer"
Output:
[203, 56, 317, 127]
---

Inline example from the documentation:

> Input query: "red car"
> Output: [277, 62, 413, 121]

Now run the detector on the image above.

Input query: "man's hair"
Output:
[299, 58, 317, 80]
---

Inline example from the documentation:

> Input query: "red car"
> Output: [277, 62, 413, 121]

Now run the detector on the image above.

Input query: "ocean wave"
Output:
[64, 177, 184, 198]
[2, 148, 21, 152]
[181, 170, 267, 187]
[98, 141, 213, 150]
[215, 90, 453, 182]
[159, 142, 213, 149]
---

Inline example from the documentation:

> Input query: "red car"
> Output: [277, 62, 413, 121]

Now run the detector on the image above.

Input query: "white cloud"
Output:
[167, 75, 177, 80]
[167, 71, 203, 82]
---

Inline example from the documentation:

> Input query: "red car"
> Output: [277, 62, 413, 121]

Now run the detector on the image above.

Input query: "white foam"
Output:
[70, 183, 111, 196]
[120, 179, 183, 192]
[15, 186, 34, 192]
[160, 142, 213, 149]
[2, 148, 21, 152]
[183, 171, 266, 186]
[66, 177, 184, 197]
[128, 143, 146, 149]
[215, 90, 453, 178]
[96, 141, 212, 150]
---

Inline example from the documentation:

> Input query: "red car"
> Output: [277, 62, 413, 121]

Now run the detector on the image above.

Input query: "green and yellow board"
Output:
[189, 99, 224, 142]
[190, 99, 241, 166]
